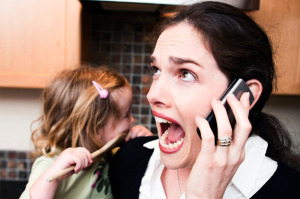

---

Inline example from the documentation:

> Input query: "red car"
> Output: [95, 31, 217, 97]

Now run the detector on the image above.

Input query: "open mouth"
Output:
[154, 116, 185, 153]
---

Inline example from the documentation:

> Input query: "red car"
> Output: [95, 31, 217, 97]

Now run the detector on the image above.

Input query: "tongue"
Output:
[168, 123, 185, 143]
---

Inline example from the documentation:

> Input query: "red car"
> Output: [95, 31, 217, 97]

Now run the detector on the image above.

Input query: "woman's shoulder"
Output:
[110, 136, 157, 171]
[251, 162, 300, 198]
[109, 136, 158, 199]
[113, 136, 157, 161]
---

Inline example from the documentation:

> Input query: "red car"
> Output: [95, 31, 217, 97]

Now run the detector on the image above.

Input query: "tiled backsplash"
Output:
[85, 10, 158, 134]
[0, 10, 159, 182]
[0, 150, 33, 181]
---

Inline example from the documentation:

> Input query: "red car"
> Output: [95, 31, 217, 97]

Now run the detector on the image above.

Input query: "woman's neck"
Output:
[161, 167, 191, 199]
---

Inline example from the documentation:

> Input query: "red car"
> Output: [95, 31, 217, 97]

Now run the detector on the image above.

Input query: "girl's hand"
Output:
[186, 92, 252, 199]
[29, 147, 92, 199]
[52, 147, 93, 179]
[125, 125, 153, 141]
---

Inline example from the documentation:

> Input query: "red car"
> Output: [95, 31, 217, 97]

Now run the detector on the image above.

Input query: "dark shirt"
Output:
[110, 136, 300, 199]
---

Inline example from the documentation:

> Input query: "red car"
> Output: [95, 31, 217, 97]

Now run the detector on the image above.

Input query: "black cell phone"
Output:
[196, 78, 254, 144]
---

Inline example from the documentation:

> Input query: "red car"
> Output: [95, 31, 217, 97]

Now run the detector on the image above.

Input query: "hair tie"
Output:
[92, 81, 109, 99]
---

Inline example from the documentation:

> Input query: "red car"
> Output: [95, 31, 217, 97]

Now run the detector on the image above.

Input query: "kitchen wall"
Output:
[263, 95, 300, 152]
[0, 88, 40, 182]
[1, 7, 300, 185]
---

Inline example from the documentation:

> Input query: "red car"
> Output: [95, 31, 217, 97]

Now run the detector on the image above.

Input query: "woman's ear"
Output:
[246, 79, 263, 109]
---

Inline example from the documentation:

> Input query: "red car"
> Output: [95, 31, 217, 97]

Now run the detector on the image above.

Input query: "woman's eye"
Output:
[151, 66, 161, 76]
[180, 70, 196, 81]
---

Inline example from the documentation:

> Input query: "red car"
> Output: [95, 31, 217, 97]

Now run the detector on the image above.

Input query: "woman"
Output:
[110, 2, 300, 198]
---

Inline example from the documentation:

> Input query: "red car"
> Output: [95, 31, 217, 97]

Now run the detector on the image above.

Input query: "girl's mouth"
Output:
[154, 116, 185, 154]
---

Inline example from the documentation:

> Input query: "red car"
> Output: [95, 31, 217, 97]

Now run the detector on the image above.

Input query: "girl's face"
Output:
[98, 86, 134, 143]
[147, 22, 229, 169]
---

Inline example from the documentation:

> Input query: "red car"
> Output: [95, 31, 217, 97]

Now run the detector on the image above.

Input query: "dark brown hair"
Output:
[152, 2, 299, 170]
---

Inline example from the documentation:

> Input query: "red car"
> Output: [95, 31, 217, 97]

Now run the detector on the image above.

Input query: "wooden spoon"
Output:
[47, 133, 126, 182]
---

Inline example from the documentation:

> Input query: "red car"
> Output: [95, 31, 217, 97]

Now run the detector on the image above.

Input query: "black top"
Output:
[109, 136, 300, 199]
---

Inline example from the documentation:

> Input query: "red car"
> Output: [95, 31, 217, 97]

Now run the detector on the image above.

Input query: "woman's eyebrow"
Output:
[170, 56, 202, 67]
[150, 55, 202, 68]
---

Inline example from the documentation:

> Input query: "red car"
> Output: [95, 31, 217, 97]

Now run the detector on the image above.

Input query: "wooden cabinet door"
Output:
[249, 0, 300, 95]
[0, 0, 81, 88]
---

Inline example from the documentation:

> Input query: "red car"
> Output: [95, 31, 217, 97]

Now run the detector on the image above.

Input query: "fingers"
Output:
[62, 148, 93, 174]
[212, 98, 232, 140]
[126, 125, 153, 141]
[195, 116, 215, 160]
[73, 148, 93, 173]
[195, 92, 252, 153]
[227, 92, 252, 151]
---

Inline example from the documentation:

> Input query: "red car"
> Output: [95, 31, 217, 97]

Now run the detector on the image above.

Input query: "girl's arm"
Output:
[29, 147, 92, 199]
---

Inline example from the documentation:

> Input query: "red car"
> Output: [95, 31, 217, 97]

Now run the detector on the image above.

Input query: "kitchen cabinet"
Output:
[249, 0, 300, 95]
[0, 0, 81, 88]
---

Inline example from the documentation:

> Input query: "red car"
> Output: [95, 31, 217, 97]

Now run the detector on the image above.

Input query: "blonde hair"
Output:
[31, 66, 130, 157]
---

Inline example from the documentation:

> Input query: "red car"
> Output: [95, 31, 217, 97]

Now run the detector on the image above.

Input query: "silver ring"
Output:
[217, 137, 232, 146]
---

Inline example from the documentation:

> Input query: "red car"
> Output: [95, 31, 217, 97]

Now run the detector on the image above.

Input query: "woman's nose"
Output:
[147, 77, 171, 108]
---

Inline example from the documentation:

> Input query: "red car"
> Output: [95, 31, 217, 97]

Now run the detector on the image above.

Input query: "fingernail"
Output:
[212, 98, 219, 105]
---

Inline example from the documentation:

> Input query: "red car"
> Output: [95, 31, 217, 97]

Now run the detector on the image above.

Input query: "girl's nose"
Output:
[130, 115, 135, 125]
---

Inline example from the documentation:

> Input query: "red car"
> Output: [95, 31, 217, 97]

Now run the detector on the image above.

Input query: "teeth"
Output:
[160, 136, 184, 149]
[155, 116, 184, 150]
[161, 129, 168, 138]
[154, 116, 171, 124]
[160, 128, 184, 149]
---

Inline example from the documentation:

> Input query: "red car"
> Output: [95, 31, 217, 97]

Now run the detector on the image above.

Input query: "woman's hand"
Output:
[29, 147, 92, 199]
[186, 92, 252, 199]
[125, 125, 153, 141]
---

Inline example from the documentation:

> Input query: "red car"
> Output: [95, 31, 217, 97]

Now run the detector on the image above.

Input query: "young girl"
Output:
[20, 66, 152, 199]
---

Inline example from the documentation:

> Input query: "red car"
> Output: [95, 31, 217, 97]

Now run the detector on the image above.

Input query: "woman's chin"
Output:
[159, 139, 200, 170]
[159, 148, 187, 170]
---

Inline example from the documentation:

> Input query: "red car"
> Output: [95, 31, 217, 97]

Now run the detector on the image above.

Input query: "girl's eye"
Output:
[151, 66, 161, 76]
[180, 70, 196, 81]
[125, 108, 131, 118]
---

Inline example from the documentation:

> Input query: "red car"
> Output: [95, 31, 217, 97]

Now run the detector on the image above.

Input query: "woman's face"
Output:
[98, 86, 134, 143]
[147, 22, 229, 169]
